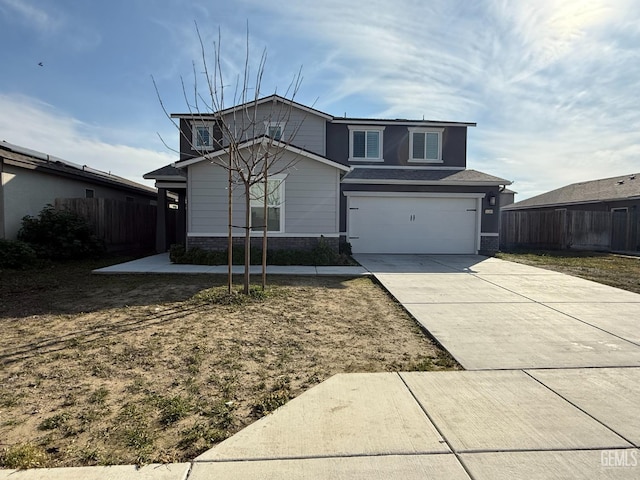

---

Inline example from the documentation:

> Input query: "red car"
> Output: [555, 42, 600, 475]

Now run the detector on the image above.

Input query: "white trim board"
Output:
[350, 165, 465, 170]
[343, 191, 486, 199]
[187, 233, 340, 238]
[332, 119, 476, 127]
[342, 179, 508, 186]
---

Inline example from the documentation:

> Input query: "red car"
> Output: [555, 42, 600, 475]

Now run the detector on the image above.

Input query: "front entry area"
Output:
[347, 194, 480, 254]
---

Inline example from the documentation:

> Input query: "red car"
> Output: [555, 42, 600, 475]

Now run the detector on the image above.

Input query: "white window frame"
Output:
[191, 122, 215, 150]
[348, 125, 385, 162]
[408, 127, 443, 163]
[249, 175, 286, 234]
[264, 121, 286, 141]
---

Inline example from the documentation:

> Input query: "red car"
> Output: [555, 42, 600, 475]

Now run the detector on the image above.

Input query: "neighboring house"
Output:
[502, 173, 640, 252]
[0, 141, 157, 240]
[502, 174, 640, 213]
[144, 95, 512, 255]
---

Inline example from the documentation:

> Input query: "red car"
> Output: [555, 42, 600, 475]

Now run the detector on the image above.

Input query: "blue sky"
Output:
[1, 0, 639, 200]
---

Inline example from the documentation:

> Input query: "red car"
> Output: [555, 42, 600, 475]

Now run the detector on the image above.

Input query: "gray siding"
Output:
[188, 150, 339, 236]
[221, 103, 326, 156]
[326, 123, 467, 168]
[180, 102, 327, 159]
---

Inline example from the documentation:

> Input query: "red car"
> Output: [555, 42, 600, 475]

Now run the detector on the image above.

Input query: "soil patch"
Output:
[0, 258, 457, 467]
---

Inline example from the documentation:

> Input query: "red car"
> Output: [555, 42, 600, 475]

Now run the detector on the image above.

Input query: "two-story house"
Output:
[144, 95, 511, 255]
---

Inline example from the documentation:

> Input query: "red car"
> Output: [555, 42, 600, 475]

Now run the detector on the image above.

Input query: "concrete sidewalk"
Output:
[4, 371, 638, 479]
[92, 253, 370, 276]
[4, 254, 639, 478]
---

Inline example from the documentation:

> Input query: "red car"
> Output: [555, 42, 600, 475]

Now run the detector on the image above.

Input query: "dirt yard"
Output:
[496, 250, 640, 294]
[0, 259, 457, 468]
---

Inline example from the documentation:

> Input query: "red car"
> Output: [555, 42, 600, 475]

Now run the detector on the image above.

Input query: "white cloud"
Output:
[235, 0, 640, 200]
[0, 94, 174, 187]
[0, 0, 62, 33]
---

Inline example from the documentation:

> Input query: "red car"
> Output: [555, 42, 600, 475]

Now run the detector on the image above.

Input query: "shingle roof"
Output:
[504, 173, 640, 210]
[0, 141, 156, 196]
[341, 168, 511, 185]
[143, 164, 186, 180]
[171, 94, 475, 126]
[171, 94, 334, 120]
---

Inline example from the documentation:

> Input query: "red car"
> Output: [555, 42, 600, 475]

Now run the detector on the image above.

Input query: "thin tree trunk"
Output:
[244, 182, 251, 294]
[227, 161, 233, 293]
[261, 164, 268, 290]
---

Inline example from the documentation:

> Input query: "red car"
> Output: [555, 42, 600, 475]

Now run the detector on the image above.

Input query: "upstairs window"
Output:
[348, 126, 384, 162]
[264, 121, 286, 141]
[250, 176, 285, 233]
[85, 189, 94, 198]
[409, 127, 443, 162]
[192, 122, 215, 150]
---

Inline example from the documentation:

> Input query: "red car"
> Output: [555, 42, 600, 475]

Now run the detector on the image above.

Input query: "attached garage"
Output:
[346, 193, 482, 254]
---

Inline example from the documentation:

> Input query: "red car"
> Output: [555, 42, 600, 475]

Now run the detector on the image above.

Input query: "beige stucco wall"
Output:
[1, 165, 152, 239]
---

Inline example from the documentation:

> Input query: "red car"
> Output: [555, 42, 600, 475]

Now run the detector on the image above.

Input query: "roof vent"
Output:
[630, 175, 636, 180]
[617, 180, 624, 185]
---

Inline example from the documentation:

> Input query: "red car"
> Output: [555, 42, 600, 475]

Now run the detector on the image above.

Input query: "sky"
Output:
[1, 0, 639, 200]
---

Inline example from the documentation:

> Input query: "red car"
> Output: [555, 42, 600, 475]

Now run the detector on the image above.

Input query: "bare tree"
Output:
[155, 24, 305, 294]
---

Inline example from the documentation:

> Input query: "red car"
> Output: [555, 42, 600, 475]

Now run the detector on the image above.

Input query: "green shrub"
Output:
[18, 205, 105, 260]
[339, 240, 352, 256]
[169, 243, 186, 263]
[311, 236, 335, 265]
[170, 238, 352, 266]
[0, 239, 37, 269]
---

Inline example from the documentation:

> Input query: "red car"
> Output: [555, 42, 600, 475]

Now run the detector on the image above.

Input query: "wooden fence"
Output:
[55, 198, 156, 252]
[501, 209, 640, 252]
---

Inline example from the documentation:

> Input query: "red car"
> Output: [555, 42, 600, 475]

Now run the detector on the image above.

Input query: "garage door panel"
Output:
[348, 196, 478, 254]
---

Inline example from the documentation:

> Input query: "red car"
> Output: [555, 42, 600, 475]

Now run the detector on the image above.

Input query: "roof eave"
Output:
[174, 137, 351, 172]
[331, 119, 476, 127]
[143, 174, 186, 181]
[171, 94, 334, 121]
[505, 196, 640, 210]
[341, 179, 511, 186]
[3, 156, 156, 196]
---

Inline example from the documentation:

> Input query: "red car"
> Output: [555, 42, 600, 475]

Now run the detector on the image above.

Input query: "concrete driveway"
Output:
[355, 254, 640, 370]
[5, 254, 640, 479]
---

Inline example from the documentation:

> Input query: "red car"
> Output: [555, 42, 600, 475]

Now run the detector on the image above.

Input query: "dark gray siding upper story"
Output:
[178, 119, 223, 161]
[326, 122, 468, 168]
[177, 102, 327, 160]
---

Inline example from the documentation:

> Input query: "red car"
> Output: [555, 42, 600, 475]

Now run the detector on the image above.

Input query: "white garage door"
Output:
[348, 195, 479, 254]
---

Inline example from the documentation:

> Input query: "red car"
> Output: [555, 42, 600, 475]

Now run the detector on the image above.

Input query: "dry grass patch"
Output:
[496, 250, 640, 294]
[0, 258, 457, 468]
